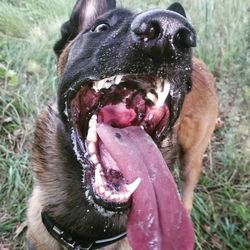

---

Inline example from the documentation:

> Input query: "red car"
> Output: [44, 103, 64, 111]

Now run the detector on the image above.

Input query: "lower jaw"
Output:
[92, 190, 131, 212]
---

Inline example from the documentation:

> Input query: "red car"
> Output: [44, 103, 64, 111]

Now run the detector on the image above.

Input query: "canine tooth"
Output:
[124, 192, 131, 200]
[156, 79, 164, 91]
[125, 178, 141, 194]
[155, 81, 170, 107]
[118, 193, 126, 202]
[164, 80, 170, 88]
[115, 75, 123, 85]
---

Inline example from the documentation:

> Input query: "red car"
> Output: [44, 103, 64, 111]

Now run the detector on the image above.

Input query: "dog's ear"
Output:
[54, 0, 116, 57]
[167, 2, 186, 17]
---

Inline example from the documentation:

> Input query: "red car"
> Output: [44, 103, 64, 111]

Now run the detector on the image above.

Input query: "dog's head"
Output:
[50, 0, 196, 248]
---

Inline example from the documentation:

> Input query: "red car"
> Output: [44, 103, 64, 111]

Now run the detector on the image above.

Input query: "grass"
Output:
[0, 0, 249, 249]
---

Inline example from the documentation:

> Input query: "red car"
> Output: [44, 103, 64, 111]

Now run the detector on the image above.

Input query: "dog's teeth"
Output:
[97, 79, 106, 90]
[99, 186, 105, 195]
[103, 80, 112, 89]
[118, 193, 126, 202]
[117, 194, 123, 201]
[115, 75, 123, 85]
[109, 194, 116, 200]
[155, 80, 170, 107]
[164, 80, 171, 90]
[93, 75, 124, 92]
[156, 79, 163, 91]
[95, 164, 102, 186]
[146, 92, 157, 103]
[112, 194, 119, 201]
[87, 127, 97, 142]
[124, 192, 131, 200]
[88, 142, 96, 154]
[104, 190, 111, 198]
[93, 82, 99, 92]
[89, 115, 97, 127]
[117, 193, 126, 202]
[90, 154, 99, 164]
[93, 79, 108, 91]
[125, 178, 141, 195]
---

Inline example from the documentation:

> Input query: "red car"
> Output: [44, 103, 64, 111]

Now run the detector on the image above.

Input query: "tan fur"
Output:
[27, 187, 62, 250]
[176, 57, 218, 213]
[27, 104, 131, 249]
[57, 43, 72, 76]
[26, 105, 66, 249]
[27, 185, 130, 250]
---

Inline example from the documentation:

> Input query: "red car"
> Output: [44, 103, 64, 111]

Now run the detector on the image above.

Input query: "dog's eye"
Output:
[93, 23, 110, 33]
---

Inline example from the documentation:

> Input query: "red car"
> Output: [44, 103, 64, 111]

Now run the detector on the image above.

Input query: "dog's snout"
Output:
[131, 10, 196, 57]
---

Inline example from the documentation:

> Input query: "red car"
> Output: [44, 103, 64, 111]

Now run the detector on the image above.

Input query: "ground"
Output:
[0, 0, 249, 249]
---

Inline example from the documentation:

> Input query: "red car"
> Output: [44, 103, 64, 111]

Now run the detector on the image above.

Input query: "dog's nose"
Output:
[131, 10, 196, 57]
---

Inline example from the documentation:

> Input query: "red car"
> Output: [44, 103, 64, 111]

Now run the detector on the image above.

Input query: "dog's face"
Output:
[49, 0, 196, 247]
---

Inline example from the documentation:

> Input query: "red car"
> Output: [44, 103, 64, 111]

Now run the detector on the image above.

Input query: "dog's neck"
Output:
[41, 211, 127, 250]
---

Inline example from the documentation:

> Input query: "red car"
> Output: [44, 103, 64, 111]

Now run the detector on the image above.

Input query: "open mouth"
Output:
[66, 75, 175, 210]
[63, 74, 194, 249]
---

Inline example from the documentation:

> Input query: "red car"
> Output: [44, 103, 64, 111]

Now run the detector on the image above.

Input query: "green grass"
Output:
[0, 0, 249, 249]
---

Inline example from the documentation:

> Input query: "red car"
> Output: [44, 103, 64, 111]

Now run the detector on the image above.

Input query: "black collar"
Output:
[41, 212, 127, 250]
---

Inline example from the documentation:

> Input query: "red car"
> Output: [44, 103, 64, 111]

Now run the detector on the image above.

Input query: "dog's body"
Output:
[174, 57, 218, 212]
[27, 1, 218, 249]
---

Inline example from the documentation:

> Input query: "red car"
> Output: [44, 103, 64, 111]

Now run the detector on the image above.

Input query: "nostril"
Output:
[173, 28, 196, 48]
[132, 21, 161, 41]
[148, 21, 161, 40]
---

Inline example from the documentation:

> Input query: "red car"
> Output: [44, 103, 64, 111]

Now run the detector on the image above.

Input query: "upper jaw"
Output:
[62, 73, 176, 152]
[62, 74, 178, 132]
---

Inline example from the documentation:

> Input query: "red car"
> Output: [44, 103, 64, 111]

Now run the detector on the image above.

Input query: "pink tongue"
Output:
[96, 124, 194, 250]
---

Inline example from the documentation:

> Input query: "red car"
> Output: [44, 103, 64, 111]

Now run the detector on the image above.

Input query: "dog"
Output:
[26, 1, 218, 249]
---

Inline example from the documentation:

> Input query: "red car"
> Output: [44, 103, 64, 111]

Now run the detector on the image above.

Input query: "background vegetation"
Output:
[0, 0, 249, 249]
